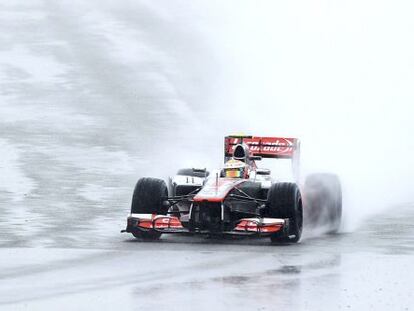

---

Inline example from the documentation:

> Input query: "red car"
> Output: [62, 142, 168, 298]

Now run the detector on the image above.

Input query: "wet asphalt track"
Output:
[1, 207, 413, 311]
[0, 1, 413, 310]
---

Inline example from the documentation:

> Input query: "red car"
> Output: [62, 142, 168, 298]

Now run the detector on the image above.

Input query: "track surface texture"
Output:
[0, 1, 413, 310]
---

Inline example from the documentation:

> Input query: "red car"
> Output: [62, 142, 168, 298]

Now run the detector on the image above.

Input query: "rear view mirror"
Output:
[256, 168, 271, 175]
[249, 156, 262, 161]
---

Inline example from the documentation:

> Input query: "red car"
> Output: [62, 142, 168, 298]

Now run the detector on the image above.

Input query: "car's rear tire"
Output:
[266, 183, 303, 243]
[130, 177, 169, 240]
[304, 173, 342, 233]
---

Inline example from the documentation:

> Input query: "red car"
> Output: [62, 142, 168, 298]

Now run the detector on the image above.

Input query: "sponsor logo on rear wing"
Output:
[224, 136, 300, 159]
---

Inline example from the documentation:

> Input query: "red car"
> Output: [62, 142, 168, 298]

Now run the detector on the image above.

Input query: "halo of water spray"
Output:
[63, 1, 413, 233]
[139, 1, 414, 232]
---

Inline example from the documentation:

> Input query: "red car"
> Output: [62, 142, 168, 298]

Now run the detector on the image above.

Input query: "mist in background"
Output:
[222, 1, 414, 231]
[1, 2, 414, 308]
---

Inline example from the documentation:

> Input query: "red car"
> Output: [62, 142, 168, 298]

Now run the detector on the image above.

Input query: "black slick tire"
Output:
[130, 177, 168, 240]
[266, 182, 303, 243]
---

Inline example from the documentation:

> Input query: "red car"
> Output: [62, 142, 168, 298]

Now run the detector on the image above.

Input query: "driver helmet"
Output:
[223, 159, 248, 178]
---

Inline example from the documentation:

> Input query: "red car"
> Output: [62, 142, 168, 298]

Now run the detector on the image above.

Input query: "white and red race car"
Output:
[122, 135, 342, 243]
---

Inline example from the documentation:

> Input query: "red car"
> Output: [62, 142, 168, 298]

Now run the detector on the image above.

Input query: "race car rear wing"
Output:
[224, 135, 300, 159]
[224, 135, 301, 181]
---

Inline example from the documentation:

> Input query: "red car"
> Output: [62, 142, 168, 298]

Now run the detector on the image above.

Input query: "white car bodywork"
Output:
[169, 166, 274, 196]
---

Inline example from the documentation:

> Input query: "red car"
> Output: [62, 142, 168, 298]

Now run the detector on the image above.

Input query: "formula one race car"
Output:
[122, 135, 342, 243]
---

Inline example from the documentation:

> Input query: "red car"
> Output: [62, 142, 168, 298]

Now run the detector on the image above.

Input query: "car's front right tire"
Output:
[130, 177, 168, 240]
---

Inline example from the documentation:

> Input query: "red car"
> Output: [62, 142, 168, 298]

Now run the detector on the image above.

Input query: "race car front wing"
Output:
[122, 213, 290, 237]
